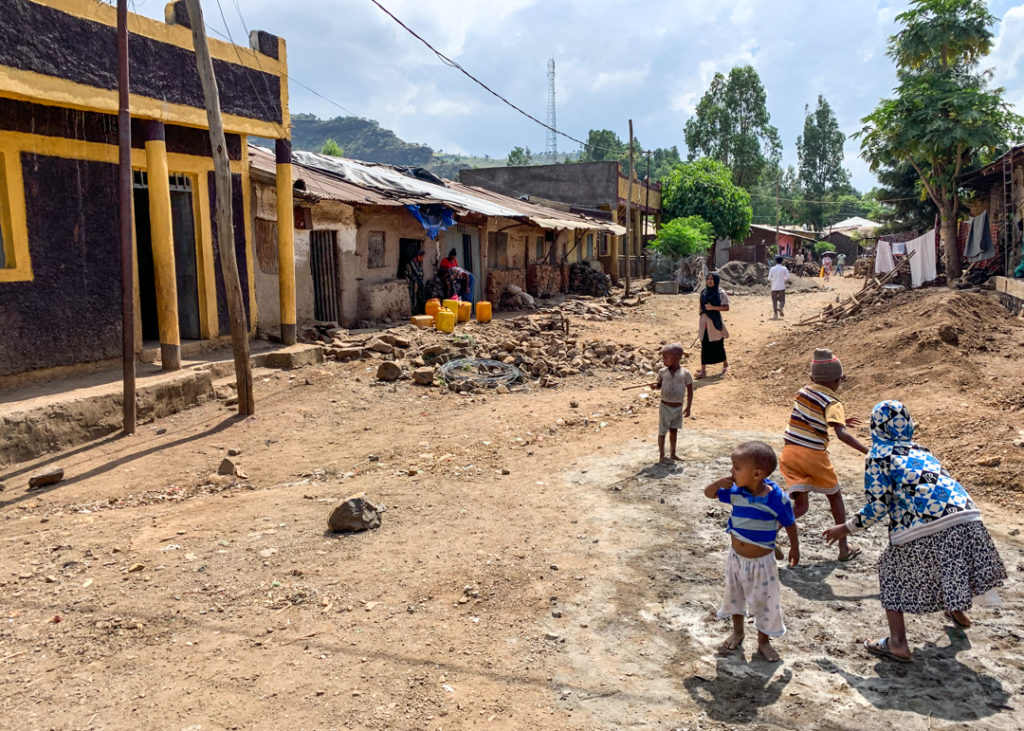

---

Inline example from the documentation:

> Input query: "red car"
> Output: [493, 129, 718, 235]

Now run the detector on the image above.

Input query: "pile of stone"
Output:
[309, 298, 657, 391]
[499, 284, 536, 310]
[568, 262, 611, 297]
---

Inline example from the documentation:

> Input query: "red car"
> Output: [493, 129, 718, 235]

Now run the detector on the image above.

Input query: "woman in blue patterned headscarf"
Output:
[824, 400, 1006, 663]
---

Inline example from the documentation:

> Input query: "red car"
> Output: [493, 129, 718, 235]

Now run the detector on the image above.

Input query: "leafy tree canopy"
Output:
[507, 146, 532, 167]
[857, 0, 1022, 279]
[320, 138, 343, 157]
[683, 66, 782, 189]
[650, 216, 715, 259]
[797, 96, 853, 230]
[579, 129, 681, 183]
[662, 159, 752, 242]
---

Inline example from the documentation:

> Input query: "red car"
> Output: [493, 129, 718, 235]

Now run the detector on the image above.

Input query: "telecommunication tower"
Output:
[546, 58, 557, 161]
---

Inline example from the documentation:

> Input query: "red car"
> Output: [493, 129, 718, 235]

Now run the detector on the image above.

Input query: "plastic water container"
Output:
[411, 315, 434, 329]
[442, 298, 460, 314]
[476, 301, 492, 323]
[457, 300, 472, 323]
[425, 299, 441, 318]
[435, 308, 456, 333]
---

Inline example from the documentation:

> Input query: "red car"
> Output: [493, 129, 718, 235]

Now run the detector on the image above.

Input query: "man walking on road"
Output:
[836, 252, 846, 277]
[768, 255, 790, 319]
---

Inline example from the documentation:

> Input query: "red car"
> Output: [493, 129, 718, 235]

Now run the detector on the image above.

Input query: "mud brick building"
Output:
[459, 161, 661, 282]
[0, 0, 295, 378]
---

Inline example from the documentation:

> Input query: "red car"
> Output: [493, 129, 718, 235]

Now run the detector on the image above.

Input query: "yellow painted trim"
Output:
[276, 160, 296, 327]
[0, 149, 33, 283]
[240, 144, 258, 331]
[278, 38, 291, 134]
[191, 172, 217, 339]
[28, 0, 286, 75]
[131, 188, 143, 350]
[0, 129, 244, 174]
[0, 66, 284, 138]
[144, 139, 181, 348]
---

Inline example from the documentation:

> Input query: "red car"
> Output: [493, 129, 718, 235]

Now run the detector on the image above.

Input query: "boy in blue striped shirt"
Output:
[704, 441, 799, 662]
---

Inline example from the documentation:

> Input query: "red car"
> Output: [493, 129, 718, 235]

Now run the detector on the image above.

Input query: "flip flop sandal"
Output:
[838, 547, 862, 562]
[944, 611, 970, 629]
[865, 638, 911, 663]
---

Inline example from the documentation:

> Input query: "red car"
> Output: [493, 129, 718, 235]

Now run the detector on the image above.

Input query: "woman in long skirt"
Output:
[696, 272, 729, 378]
[824, 400, 1006, 663]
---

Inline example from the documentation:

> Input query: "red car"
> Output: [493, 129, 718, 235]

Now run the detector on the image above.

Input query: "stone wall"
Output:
[357, 279, 410, 323]
[486, 269, 527, 308]
[526, 263, 563, 297]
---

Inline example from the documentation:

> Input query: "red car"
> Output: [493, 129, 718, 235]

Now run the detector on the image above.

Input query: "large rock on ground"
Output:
[366, 338, 394, 354]
[412, 367, 435, 385]
[376, 361, 403, 381]
[328, 493, 382, 533]
[28, 467, 64, 489]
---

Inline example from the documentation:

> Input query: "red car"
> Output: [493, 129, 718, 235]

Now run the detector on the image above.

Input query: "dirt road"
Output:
[1, 276, 1021, 729]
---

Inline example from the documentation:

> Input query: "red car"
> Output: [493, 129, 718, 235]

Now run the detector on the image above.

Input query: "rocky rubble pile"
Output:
[568, 262, 611, 296]
[303, 298, 658, 391]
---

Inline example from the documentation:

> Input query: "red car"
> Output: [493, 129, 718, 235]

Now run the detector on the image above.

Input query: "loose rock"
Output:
[328, 493, 383, 533]
[217, 458, 238, 476]
[376, 361, 403, 382]
[28, 467, 64, 489]
[412, 367, 435, 386]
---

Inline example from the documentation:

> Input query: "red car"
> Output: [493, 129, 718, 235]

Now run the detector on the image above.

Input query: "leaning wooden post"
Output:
[117, 0, 136, 434]
[184, 0, 254, 415]
[625, 119, 634, 297]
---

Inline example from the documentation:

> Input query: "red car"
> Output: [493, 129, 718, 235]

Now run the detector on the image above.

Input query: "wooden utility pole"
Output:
[184, 0, 255, 415]
[774, 170, 781, 252]
[117, 0, 136, 434]
[625, 119, 634, 297]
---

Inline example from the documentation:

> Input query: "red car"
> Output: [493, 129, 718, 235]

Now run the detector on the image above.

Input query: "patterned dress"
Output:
[847, 401, 1006, 613]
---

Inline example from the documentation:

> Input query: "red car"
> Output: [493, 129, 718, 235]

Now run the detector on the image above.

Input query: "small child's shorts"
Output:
[780, 443, 841, 494]
[659, 402, 682, 435]
[717, 547, 786, 637]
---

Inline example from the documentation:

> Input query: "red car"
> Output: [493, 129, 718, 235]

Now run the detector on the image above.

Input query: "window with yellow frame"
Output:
[0, 150, 32, 282]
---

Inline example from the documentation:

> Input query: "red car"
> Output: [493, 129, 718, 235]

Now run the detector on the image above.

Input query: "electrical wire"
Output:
[365, 0, 638, 156]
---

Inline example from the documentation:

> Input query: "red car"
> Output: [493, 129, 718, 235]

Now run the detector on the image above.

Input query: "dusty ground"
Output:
[1, 275, 1022, 730]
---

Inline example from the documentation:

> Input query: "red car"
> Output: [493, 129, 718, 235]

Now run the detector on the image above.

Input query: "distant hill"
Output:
[264, 113, 581, 176]
[288, 114, 434, 166]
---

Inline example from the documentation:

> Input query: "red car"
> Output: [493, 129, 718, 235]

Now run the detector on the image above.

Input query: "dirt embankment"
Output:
[750, 288, 1024, 504]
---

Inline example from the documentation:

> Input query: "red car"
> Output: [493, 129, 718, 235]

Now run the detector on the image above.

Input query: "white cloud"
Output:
[124, 1, 1024, 191]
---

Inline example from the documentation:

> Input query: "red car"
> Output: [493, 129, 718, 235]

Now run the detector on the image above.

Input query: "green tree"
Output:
[507, 146, 532, 166]
[579, 129, 626, 163]
[662, 159, 752, 261]
[797, 96, 852, 230]
[650, 216, 715, 259]
[320, 138, 343, 156]
[683, 66, 782, 189]
[872, 159, 937, 233]
[857, 0, 1021, 280]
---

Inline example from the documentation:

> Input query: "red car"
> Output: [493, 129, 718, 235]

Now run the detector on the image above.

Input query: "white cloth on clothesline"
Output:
[875, 240, 895, 274]
[905, 230, 937, 287]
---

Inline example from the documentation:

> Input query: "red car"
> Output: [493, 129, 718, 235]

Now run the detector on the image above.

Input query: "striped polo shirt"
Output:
[717, 479, 795, 549]
[782, 385, 846, 451]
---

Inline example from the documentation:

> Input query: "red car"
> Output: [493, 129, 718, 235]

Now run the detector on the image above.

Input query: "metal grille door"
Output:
[310, 230, 339, 323]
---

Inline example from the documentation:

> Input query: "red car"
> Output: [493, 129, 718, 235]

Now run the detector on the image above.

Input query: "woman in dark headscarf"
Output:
[696, 272, 729, 378]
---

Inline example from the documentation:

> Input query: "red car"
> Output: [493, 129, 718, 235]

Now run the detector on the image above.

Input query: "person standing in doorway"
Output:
[768, 255, 790, 319]
[695, 272, 729, 379]
[398, 249, 427, 315]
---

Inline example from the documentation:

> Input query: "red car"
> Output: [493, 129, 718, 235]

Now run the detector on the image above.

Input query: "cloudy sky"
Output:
[136, 0, 1024, 190]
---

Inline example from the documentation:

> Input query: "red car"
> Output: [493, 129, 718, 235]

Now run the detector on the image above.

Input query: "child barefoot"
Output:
[779, 348, 868, 561]
[651, 343, 693, 465]
[824, 401, 1007, 663]
[704, 441, 799, 662]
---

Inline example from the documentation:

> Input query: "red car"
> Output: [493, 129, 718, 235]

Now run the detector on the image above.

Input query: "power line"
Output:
[746, 189, 917, 205]
[365, 0, 634, 156]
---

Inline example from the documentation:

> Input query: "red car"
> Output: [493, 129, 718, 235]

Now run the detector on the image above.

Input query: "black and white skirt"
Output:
[877, 521, 1007, 614]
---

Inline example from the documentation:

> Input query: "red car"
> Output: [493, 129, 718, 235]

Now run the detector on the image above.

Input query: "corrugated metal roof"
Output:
[248, 144, 624, 234]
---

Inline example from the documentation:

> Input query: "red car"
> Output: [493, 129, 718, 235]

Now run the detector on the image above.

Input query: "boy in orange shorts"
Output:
[779, 349, 868, 561]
